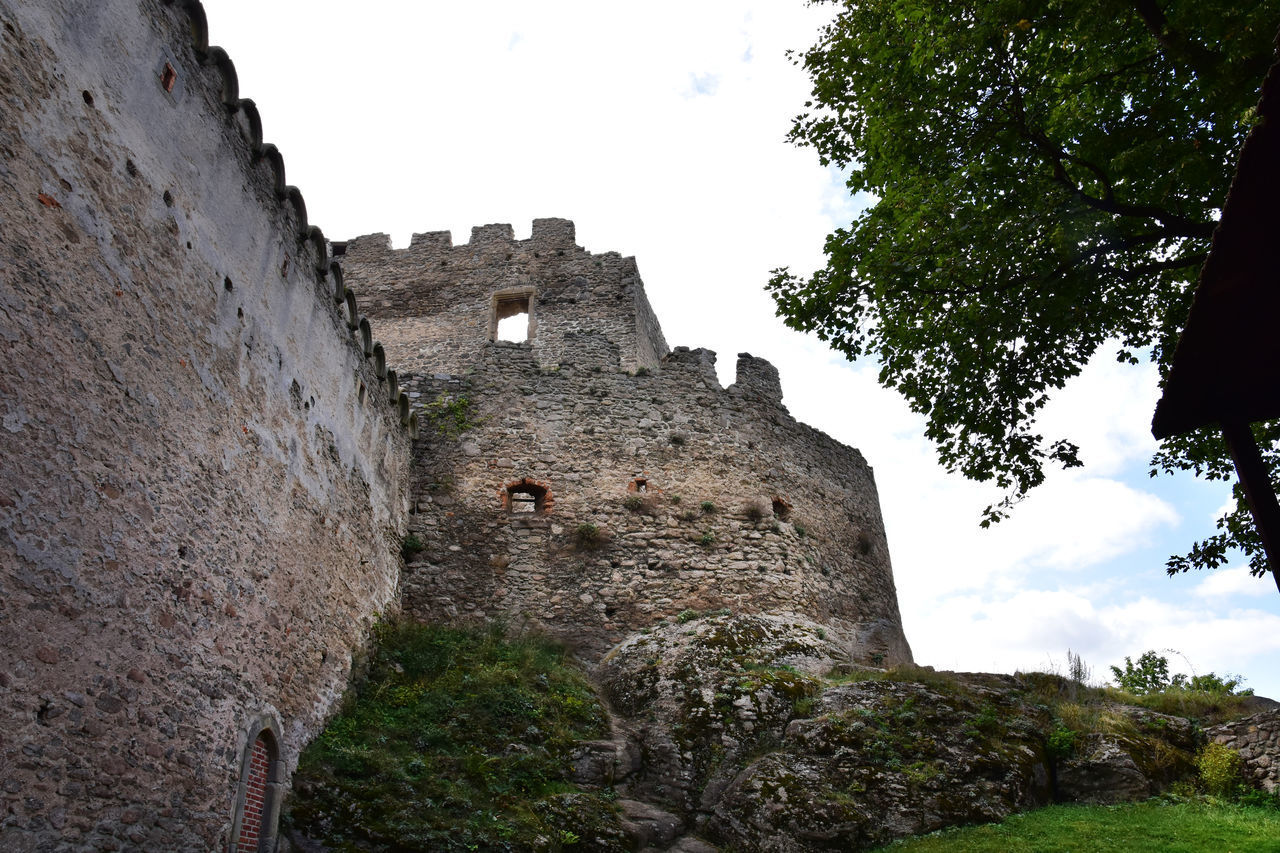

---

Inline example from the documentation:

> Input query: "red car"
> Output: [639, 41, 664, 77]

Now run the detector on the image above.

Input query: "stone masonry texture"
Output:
[341, 225, 914, 665]
[0, 1, 411, 848]
[23, 0, 1280, 848]
[0, 0, 915, 848]
[1208, 710, 1280, 793]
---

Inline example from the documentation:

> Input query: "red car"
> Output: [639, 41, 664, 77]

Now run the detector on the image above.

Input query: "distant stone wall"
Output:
[1207, 710, 1280, 792]
[338, 218, 670, 375]
[0, 0, 410, 848]
[396, 340, 912, 665]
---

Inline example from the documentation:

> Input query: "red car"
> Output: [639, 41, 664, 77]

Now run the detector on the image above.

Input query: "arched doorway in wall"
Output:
[230, 713, 284, 853]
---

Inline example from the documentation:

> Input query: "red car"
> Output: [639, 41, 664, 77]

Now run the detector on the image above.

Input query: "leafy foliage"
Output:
[1196, 742, 1244, 797]
[285, 621, 624, 852]
[573, 522, 603, 550]
[1109, 650, 1252, 696]
[1045, 724, 1076, 760]
[1111, 651, 1175, 695]
[771, 0, 1280, 573]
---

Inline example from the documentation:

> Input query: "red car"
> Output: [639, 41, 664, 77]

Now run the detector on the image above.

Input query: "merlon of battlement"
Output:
[732, 352, 784, 406]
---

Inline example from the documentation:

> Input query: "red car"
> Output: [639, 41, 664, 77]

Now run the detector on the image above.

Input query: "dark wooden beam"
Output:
[1221, 420, 1280, 593]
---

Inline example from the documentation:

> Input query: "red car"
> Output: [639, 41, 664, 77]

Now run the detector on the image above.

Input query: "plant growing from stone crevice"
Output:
[573, 522, 605, 551]
[1045, 723, 1077, 760]
[623, 494, 661, 515]
[421, 394, 480, 440]
[400, 533, 424, 561]
[744, 498, 770, 523]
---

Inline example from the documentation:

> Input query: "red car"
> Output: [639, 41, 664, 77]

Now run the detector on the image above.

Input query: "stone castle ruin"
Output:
[339, 224, 912, 662]
[0, 0, 910, 848]
[9, 2, 1280, 850]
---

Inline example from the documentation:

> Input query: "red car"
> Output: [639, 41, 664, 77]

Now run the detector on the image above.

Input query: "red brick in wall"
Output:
[236, 736, 270, 852]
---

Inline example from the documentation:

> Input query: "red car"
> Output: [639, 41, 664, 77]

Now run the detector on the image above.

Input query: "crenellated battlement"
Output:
[338, 217, 583, 263]
[340, 218, 668, 377]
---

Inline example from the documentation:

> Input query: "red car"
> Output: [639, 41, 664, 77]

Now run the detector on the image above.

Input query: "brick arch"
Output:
[500, 477, 554, 514]
[229, 713, 284, 853]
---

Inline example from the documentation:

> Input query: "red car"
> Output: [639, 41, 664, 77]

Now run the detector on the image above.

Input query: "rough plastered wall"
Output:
[342, 217, 912, 665]
[0, 0, 411, 848]
[337, 218, 670, 376]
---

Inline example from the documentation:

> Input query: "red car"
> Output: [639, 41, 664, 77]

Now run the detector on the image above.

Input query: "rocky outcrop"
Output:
[588, 614, 1212, 852]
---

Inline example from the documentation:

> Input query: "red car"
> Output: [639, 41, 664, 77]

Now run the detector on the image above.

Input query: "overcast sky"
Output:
[203, 0, 1280, 697]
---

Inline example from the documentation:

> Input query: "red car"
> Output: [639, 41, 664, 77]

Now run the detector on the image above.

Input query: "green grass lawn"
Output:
[876, 800, 1280, 852]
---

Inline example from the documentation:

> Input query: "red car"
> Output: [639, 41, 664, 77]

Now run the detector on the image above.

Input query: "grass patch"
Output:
[874, 800, 1280, 852]
[1107, 686, 1257, 724]
[1017, 669, 1256, 728]
[285, 620, 624, 851]
[828, 664, 960, 692]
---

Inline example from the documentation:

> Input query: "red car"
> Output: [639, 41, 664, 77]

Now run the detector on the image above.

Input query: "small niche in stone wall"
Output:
[504, 478, 551, 515]
[631, 477, 648, 494]
[772, 496, 793, 521]
[160, 62, 177, 93]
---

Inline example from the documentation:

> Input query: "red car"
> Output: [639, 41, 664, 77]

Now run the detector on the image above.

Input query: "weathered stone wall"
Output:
[379, 326, 911, 664]
[338, 218, 670, 376]
[1207, 709, 1280, 793]
[341, 219, 910, 664]
[0, 1, 411, 848]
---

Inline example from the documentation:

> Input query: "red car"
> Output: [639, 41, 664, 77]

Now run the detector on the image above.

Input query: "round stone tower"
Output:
[340, 220, 912, 665]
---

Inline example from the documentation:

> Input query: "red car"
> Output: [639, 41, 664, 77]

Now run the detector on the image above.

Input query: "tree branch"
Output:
[1001, 69, 1215, 239]
[1130, 0, 1220, 77]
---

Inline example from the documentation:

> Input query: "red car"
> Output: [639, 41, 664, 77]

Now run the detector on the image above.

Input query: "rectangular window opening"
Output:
[493, 293, 531, 342]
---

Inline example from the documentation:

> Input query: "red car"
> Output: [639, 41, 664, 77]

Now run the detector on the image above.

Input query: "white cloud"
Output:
[1196, 565, 1274, 600]
[1035, 349, 1162, 476]
[202, 1, 1280, 698]
[910, 588, 1280, 694]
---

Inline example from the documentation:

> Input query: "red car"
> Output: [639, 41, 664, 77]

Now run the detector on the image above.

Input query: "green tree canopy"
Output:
[770, 0, 1279, 575]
